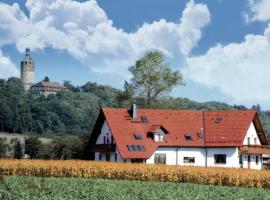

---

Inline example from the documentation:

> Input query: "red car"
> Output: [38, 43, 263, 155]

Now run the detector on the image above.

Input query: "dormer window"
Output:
[184, 134, 193, 141]
[154, 128, 166, 142]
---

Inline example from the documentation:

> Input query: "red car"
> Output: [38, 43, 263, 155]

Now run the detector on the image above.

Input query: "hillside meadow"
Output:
[1, 160, 270, 189]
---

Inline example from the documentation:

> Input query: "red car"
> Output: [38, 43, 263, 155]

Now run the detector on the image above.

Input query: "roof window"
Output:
[141, 116, 149, 123]
[197, 132, 204, 139]
[127, 145, 146, 152]
[184, 135, 193, 141]
[214, 116, 223, 123]
[134, 133, 142, 140]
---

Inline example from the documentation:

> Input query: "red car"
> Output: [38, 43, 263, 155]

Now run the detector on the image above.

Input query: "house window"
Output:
[256, 156, 259, 165]
[214, 154, 226, 164]
[111, 135, 114, 144]
[154, 129, 165, 142]
[106, 133, 110, 143]
[183, 157, 195, 164]
[99, 153, 102, 161]
[114, 153, 117, 162]
[154, 154, 166, 164]
[103, 136, 106, 144]
[254, 138, 257, 145]
[106, 153, 110, 161]
[239, 155, 243, 165]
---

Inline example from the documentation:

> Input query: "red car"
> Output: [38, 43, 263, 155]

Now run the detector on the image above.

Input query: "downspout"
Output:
[203, 111, 208, 167]
[176, 147, 179, 165]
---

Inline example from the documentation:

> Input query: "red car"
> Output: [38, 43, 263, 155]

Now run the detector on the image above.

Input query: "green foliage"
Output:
[0, 138, 6, 158]
[50, 136, 85, 159]
[128, 51, 184, 106]
[14, 141, 23, 159]
[0, 176, 270, 200]
[25, 137, 41, 159]
[0, 78, 119, 135]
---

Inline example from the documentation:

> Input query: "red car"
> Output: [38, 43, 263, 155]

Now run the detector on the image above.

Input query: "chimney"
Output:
[130, 104, 137, 120]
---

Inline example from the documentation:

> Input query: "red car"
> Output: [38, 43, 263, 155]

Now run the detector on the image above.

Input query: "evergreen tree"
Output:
[14, 140, 23, 159]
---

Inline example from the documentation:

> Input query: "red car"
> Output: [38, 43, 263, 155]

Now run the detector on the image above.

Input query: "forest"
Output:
[0, 77, 270, 139]
[0, 77, 270, 138]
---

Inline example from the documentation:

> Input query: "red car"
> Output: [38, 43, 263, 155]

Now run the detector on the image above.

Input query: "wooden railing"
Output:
[89, 144, 116, 153]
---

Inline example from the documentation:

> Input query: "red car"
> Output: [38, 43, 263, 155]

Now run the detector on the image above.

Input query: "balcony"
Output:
[239, 145, 270, 155]
[89, 144, 116, 153]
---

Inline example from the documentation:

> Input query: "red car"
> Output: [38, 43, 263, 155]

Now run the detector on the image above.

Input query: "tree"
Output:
[63, 80, 79, 92]
[25, 137, 41, 159]
[128, 51, 184, 106]
[14, 141, 23, 159]
[0, 138, 6, 158]
[116, 81, 134, 107]
[43, 76, 50, 82]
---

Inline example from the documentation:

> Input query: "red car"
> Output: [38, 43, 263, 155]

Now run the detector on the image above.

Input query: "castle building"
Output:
[30, 76, 67, 97]
[20, 48, 66, 95]
[21, 48, 35, 90]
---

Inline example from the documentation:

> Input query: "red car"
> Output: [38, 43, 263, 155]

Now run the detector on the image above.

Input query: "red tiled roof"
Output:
[91, 108, 268, 159]
[31, 81, 66, 89]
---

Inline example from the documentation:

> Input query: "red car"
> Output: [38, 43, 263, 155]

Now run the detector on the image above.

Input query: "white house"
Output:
[88, 105, 270, 169]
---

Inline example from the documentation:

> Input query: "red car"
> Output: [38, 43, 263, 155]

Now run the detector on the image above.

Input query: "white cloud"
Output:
[0, 50, 19, 79]
[245, 0, 270, 22]
[186, 24, 270, 104]
[0, 0, 210, 78]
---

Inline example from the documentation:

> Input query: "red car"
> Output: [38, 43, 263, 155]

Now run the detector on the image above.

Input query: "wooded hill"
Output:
[0, 77, 270, 139]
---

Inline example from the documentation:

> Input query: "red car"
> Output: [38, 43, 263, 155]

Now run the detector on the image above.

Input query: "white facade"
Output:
[95, 121, 124, 162]
[94, 121, 265, 169]
[243, 122, 261, 145]
[146, 147, 239, 168]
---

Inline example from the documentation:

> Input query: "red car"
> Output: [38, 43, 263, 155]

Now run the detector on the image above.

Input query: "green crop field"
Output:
[0, 176, 270, 200]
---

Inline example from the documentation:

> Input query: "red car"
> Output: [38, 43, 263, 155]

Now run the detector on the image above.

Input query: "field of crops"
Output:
[0, 176, 270, 200]
[1, 159, 270, 189]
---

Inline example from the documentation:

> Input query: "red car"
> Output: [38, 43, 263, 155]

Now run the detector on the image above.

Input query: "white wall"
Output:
[243, 122, 261, 145]
[177, 148, 206, 166]
[96, 121, 113, 144]
[147, 147, 239, 168]
[241, 154, 262, 170]
[94, 121, 123, 162]
[146, 147, 177, 165]
[206, 148, 239, 168]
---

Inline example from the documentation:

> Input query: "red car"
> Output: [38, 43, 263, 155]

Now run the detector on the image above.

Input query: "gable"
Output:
[243, 122, 261, 145]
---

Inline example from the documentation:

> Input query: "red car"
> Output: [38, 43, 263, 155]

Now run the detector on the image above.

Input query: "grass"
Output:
[0, 176, 270, 200]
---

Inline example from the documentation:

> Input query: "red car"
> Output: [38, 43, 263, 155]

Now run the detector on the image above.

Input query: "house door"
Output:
[248, 155, 251, 169]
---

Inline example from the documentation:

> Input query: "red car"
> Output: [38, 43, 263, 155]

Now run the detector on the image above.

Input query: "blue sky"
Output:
[0, 0, 270, 109]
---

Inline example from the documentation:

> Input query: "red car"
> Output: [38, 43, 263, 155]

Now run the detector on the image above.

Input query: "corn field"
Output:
[1, 160, 270, 189]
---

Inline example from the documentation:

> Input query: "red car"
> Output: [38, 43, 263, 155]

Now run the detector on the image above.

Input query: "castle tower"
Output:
[21, 48, 35, 90]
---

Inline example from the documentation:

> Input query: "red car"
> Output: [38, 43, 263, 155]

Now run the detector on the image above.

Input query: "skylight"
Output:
[141, 116, 149, 123]
[127, 145, 146, 152]
[184, 135, 193, 141]
[134, 133, 142, 140]
[197, 132, 204, 139]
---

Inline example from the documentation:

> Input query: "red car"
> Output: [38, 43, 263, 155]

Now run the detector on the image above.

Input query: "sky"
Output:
[0, 0, 270, 109]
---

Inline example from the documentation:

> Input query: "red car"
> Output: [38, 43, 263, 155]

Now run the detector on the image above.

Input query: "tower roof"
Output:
[22, 48, 33, 61]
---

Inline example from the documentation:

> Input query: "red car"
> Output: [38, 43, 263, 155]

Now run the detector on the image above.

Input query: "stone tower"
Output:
[21, 48, 35, 90]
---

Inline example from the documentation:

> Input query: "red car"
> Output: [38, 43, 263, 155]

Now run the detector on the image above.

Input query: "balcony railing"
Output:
[239, 145, 270, 155]
[89, 144, 116, 153]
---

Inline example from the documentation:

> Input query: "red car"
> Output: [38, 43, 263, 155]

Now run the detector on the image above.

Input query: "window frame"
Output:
[183, 157, 195, 164]
[214, 154, 227, 164]
[154, 153, 166, 164]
